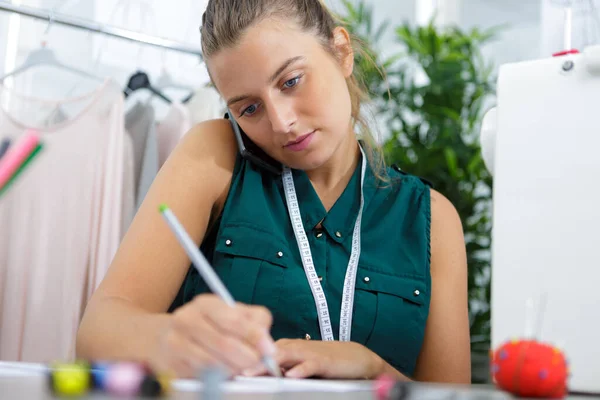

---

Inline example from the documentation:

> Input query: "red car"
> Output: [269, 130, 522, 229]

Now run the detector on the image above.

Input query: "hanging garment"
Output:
[185, 86, 224, 126]
[0, 138, 11, 160]
[0, 79, 132, 363]
[124, 102, 158, 209]
[121, 132, 135, 236]
[156, 101, 192, 167]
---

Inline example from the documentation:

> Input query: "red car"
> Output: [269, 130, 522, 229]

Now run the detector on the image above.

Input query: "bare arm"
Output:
[76, 119, 238, 364]
[412, 188, 471, 383]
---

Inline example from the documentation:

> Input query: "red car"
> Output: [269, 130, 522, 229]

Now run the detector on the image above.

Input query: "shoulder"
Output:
[385, 166, 456, 222]
[166, 118, 239, 208]
[384, 167, 465, 269]
[177, 118, 238, 167]
[429, 189, 462, 233]
[386, 165, 433, 191]
[429, 188, 466, 273]
[384, 165, 433, 209]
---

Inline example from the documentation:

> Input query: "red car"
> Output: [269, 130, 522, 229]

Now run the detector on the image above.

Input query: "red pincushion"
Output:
[491, 339, 569, 398]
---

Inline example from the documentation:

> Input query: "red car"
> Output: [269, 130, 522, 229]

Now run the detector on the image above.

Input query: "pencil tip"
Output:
[159, 203, 168, 213]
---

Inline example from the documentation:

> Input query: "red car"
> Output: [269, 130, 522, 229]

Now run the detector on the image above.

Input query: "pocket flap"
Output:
[214, 224, 291, 268]
[355, 267, 426, 306]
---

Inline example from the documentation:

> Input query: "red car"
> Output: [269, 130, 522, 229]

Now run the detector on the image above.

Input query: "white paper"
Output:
[0, 361, 48, 376]
[0, 362, 371, 393]
[172, 376, 372, 393]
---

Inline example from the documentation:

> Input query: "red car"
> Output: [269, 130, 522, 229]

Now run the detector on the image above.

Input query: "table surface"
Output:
[0, 363, 598, 400]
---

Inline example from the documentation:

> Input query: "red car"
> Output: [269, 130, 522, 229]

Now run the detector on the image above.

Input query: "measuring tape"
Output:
[282, 146, 367, 341]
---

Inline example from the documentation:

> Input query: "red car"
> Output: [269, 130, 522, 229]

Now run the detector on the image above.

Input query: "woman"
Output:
[77, 0, 471, 383]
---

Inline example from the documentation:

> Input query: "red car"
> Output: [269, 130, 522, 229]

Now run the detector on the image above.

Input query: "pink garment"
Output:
[156, 102, 192, 167]
[0, 79, 131, 363]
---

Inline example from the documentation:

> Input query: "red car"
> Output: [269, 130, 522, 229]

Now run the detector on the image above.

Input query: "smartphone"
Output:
[225, 111, 282, 175]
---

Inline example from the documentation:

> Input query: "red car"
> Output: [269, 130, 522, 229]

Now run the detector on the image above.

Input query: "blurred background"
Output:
[1, 0, 599, 384]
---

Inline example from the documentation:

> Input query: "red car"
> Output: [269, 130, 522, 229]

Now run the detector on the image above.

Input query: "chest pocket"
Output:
[353, 266, 429, 377]
[212, 224, 291, 311]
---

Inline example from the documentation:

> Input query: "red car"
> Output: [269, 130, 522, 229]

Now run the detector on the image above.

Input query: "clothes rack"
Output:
[0, 1, 203, 59]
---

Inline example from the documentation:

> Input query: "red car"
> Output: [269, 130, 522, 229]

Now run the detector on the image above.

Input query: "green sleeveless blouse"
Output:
[170, 149, 432, 378]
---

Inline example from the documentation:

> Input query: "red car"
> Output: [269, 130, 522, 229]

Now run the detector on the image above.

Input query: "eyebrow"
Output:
[226, 56, 306, 107]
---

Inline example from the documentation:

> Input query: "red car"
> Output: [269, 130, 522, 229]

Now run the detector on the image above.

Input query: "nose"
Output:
[266, 99, 296, 135]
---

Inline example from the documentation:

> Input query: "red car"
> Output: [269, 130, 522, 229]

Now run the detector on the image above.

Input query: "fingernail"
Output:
[242, 365, 263, 377]
[259, 333, 277, 356]
[285, 369, 300, 378]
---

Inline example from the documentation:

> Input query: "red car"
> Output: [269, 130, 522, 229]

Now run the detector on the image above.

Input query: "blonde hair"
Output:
[201, 0, 388, 182]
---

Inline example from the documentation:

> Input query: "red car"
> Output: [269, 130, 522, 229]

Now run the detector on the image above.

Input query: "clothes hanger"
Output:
[122, 5, 172, 105]
[156, 67, 194, 93]
[154, 47, 194, 104]
[156, 69, 194, 104]
[124, 70, 172, 104]
[181, 81, 216, 104]
[0, 9, 104, 84]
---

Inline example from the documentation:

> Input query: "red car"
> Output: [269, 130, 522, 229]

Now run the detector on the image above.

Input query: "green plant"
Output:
[338, 0, 500, 382]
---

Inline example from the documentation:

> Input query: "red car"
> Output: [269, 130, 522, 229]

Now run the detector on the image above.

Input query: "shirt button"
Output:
[335, 231, 342, 238]
[277, 251, 284, 258]
[305, 334, 311, 340]
[225, 239, 232, 246]
[414, 290, 421, 296]
[318, 276, 323, 282]
[363, 277, 370, 283]
[315, 231, 323, 238]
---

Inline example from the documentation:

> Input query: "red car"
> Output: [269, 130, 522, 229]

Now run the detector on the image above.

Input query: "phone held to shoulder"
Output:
[226, 111, 283, 175]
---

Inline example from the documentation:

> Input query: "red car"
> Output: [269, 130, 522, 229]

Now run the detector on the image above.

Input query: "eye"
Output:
[241, 103, 258, 117]
[283, 75, 301, 89]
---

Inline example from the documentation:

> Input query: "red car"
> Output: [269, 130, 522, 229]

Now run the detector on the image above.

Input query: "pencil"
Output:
[158, 204, 282, 378]
[0, 143, 44, 198]
[0, 130, 39, 188]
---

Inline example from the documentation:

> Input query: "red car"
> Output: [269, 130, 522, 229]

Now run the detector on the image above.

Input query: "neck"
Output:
[306, 134, 360, 195]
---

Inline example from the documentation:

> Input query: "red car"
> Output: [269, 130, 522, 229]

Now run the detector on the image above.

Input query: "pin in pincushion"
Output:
[491, 339, 569, 398]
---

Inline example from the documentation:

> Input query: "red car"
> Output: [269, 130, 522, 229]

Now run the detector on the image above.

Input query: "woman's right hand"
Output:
[151, 294, 277, 378]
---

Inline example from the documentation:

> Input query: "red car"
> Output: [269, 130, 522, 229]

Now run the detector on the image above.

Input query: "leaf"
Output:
[374, 19, 391, 43]
[444, 147, 459, 177]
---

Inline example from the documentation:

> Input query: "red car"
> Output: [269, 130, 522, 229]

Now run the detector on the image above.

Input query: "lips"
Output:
[284, 130, 315, 152]
[285, 131, 315, 147]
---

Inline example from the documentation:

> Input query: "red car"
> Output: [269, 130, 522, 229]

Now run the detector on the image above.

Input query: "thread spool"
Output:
[48, 361, 91, 396]
[104, 362, 145, 396]
[140, 373, 163, 397]
[374, 374, 410, 400]
[90, 362, 110, 390]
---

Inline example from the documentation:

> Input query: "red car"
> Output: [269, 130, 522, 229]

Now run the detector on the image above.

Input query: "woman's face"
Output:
[207, 18, 355, 172]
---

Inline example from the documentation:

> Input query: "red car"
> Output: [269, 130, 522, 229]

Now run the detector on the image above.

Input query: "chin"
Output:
[282, 152, 329, 171]
[280, 134, 340, 171]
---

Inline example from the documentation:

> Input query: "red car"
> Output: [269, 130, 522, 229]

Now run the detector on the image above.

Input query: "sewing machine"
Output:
[483, 44, 600, 394]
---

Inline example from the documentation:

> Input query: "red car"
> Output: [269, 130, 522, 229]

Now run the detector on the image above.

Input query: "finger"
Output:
[274, 340, 307, 369]
[165, 330, 223, 375]
[237, 304, 278, 357]
[178, 297, 266, 371]
[195, 299, 276, 357]
[162, 341, 215, 379]
[170, 358, 199, 379]
[241, 363, 268, 377]
[188, 314, 264, 374]
[285, 359, 322, 379]
[239, 303, 273, 327]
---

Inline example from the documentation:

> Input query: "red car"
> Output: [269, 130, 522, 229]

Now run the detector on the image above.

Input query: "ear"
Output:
[332, 26, 354, 78]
